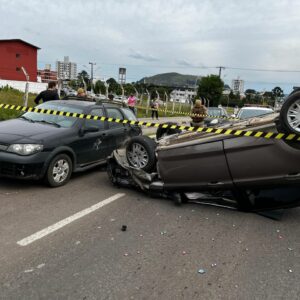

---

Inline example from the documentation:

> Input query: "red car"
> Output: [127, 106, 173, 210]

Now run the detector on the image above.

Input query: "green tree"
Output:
[94, 80, 106, 95]
[197, 75, 224, 106]
[106, 78, 122, 94]
[272, 86, 284, 98]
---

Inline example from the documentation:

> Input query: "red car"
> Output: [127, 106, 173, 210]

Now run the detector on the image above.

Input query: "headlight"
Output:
[7, 144, 43, 155]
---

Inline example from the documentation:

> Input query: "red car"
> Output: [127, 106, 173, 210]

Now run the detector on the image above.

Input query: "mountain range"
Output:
[138, 72, 201, 88]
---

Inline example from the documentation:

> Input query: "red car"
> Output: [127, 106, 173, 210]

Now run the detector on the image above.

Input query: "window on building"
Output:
[16, 67, 21, 72]
[16, 53, 21, 58]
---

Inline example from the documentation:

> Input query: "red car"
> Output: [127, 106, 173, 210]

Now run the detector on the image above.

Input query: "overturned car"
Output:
[107, 91, 300, 212]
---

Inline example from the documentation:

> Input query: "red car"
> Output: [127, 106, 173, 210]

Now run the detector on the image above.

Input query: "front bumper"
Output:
[0, 151, 50, 180]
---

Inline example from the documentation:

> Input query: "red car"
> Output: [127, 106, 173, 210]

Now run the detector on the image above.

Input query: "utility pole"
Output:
[89, 62, 96, 92]
[217, 66, 225, 78]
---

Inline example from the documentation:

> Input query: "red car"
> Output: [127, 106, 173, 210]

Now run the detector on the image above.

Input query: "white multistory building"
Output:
[170, 89, 196, 104]
[56, 56, 77, 80]
[231, 78, 244, 94]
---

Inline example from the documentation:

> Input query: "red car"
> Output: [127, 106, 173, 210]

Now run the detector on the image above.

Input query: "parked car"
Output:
[204, 106, 230, 126]
[107, 91, 300, 212]
[0, 100, 141, 187]
[236, 106, 274, 120]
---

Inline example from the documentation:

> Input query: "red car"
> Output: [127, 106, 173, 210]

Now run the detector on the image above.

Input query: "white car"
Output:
[237, 106, 274, 120]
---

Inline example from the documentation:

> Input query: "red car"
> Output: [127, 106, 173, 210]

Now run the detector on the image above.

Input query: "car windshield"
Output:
[20, 102, 84, 128]
[207, 107, 223, 117]
[238, 108, 273, 120]
[121, 108, 138, 121]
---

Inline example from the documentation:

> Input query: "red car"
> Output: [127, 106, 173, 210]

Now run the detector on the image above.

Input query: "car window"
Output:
[207, 108, 222, 117]
[121, 108, 138, 121]
[85, 108, 105, 129]
[238, 109, 273, 119]
[106, 108, 124, 128]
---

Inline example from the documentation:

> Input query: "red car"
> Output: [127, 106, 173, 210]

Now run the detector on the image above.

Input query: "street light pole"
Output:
[89, 62, 96, 93]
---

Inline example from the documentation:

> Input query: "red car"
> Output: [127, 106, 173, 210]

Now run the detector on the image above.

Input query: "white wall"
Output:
[0, 79, 47, 94]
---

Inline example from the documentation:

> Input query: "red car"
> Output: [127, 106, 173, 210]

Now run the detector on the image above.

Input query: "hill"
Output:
[139, 72, 201, 88]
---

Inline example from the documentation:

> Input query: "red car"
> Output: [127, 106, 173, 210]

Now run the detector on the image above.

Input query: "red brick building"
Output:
[37, 65, 58, 83]
[0, 39, 40, 82]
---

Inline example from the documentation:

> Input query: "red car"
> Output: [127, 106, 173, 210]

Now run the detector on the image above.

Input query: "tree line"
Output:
[69, 70, 285, 107]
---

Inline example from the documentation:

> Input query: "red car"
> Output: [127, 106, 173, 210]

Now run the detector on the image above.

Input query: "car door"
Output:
[74, 108, 112, 165]
[106, 107, 129, 153]
[158, 136, 233, 190]
[224, 134, 300, 186]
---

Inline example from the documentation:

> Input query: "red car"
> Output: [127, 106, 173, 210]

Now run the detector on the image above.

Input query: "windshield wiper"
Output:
[35, 120, 61, 127]
[19, 116, 35, 123]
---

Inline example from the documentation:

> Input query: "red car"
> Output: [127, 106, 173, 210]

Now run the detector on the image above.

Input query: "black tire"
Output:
[126, 136, 156, 172]
[279, 91, 300, 136]
[45, 154, 72, 187]
[156, 122, 181, 140]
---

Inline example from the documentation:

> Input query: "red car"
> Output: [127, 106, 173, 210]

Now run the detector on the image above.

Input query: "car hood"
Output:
[0, 119, 70, 144]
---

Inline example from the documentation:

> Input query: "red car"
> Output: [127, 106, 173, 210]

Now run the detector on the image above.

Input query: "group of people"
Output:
[34, 81, 87, 105]
[35, 81, 207, 127]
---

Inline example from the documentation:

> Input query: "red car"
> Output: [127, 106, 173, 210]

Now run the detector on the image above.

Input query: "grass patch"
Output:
[0, 87, 36, 121]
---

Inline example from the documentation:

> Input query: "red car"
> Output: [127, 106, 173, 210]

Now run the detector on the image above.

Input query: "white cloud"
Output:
[1, 0, 300, 91]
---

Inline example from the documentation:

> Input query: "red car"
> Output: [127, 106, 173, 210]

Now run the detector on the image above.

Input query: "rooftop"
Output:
[0, 39, 40, 49]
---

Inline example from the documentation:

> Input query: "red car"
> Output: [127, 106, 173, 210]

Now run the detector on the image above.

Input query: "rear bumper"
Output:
[0, 151, 49, 180]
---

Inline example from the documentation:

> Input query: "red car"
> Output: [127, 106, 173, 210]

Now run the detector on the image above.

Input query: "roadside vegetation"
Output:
[0, 86, 36, 120]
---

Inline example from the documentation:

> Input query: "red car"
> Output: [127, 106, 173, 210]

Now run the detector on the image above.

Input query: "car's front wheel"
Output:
[45, 154, 72, 187]
[126, 136, 156, 172]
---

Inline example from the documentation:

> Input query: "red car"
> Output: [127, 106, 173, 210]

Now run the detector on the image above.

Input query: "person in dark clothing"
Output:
[34, 81, 59, 104]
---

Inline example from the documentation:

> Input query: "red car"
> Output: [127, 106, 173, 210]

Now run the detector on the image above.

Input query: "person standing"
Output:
[190, 99, 207, 127]
[34, 81, 59, 104]
[127, 94, 136, 115]
[151, 98, 159, 120]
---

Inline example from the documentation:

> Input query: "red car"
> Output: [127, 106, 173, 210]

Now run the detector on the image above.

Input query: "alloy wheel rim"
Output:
[127, 143, 149, 168]
[287, 99, 300, 133]
[52, 159, 69, 183]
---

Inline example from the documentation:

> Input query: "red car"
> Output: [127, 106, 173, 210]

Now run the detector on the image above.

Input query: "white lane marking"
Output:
[17, 193, 125, 246]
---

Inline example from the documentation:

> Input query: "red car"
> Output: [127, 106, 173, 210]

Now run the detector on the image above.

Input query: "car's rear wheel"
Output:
[126, 136, 156, 172]
[45, 154, 72, 187]
[279, 91, 300, 136]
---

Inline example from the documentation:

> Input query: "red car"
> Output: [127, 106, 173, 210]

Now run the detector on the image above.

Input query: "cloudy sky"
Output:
[1, 0, 300, 92]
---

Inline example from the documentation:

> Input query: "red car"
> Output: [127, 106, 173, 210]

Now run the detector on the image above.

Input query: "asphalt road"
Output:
[0, 168, 299, 300]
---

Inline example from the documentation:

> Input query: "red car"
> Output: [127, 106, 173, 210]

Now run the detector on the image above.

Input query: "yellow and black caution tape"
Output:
[0, 103, 299, 142]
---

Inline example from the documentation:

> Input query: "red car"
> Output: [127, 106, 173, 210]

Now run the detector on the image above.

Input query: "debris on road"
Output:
[24, 269, 34, 273]
[121, 225, 127, 231]
[198, 269, 206, 274]
[37, 264, 45, 269]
